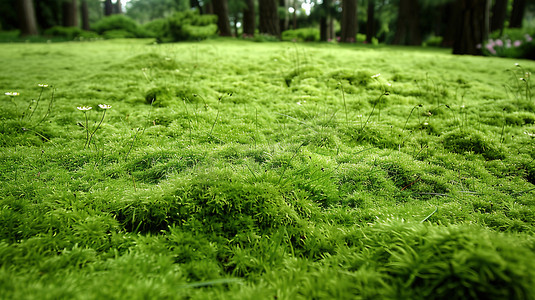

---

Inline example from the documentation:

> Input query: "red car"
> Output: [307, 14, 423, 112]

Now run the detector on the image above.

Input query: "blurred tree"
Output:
[490, 0, 507, 33]
[115, 0, 122, 14]
[104, 0, 113, 15]
[17, 0, 38, 35]
[62, 0, 78, 27]
[242, 0, 255, 36]
[510, 0, 526, 28]
[81, 0, 90, 30]
[366, 0, 375, 43]
[341, 0, 358, 43]
[319, 0, 335, 41]
[452, 0, 488, 55]
[126, 0, 188, 23]
[213, 0, 232, 36]
[280, 0, 289, 32]
[35, 0, 62, 30]
[228, 0, 246, 36]
[205, 1, 214, 13]
[259, 0, 280, 36]
[393, 0, 421, 45]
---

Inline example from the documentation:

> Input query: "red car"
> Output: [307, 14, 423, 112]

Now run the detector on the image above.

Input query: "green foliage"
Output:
[155, 10, 217, 43]
[282, 28, 320, 42]
[92, 15, 145, 38]
[43, 26, 99, 40]
[423, 35, 444, 47]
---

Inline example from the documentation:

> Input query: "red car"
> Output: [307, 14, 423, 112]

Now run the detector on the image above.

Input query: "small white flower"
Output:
[38, 84, 48, 87]
[515, 63, 520, 67]
[98, 104, 112, 109]
[386, 82, 392, 87]
[460, 105, 465, 108]
[524, 131, 535, 137]
[5, 92, 19, 96]
[423, 122, 429, 126]
[77, 106, 92, 111]
[371, 73, 381, 78]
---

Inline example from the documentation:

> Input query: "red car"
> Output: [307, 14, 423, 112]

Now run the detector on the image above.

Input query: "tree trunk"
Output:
[392, 0, 421, 45]
[280, 0, 288, 32]
[452, 0, 488, 55]
[17, 0, 38, 36]
[81, 0, 90, 30]
[212, 0, 232, 36]
[104, 0, 113, 16]
[259, 0, 280, 37]
[292, 0, 297, 29]
[341, 0, 358, 43]
[115, 0, 122, 14]
[510, 0, 526, 28]
[62, 0, 78, 27]
[366, 0, 375, 43]
[442, 2, 457, 47]
[490, 0, 507, 33]
[243, 0, 255, 37]
[320, 0, 332, 41]
[205, 3, 214, 14]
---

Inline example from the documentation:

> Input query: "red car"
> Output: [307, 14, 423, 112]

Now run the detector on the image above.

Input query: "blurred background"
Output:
[2, 0, 535, 57]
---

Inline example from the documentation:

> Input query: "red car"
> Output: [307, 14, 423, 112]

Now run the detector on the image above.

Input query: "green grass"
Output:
[2, 38, 535, 299]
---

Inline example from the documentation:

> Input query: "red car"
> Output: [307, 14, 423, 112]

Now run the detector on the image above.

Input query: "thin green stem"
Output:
[87, 110, 106, 149]
[83, 112, 90, 149]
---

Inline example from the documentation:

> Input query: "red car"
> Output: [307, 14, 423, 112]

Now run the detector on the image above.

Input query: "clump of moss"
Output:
[442, 129, 506, 160]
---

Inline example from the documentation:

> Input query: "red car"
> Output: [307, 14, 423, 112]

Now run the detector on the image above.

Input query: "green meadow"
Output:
[2, 38, 535, 299]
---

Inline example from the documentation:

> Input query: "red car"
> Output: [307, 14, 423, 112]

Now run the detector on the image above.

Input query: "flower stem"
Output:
[87, 110, 106, 149]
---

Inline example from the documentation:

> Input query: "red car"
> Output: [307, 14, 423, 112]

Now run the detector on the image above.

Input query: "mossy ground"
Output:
[1, 38, 535, 299]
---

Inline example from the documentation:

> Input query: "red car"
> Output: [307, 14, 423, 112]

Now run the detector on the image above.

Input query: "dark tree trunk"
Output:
[205, 3, 214, 14]
[259, 0, 280, 37]
[510, 0, 526, 28]
[243, 0, 255, 37]
[442, 2, 457, 47]
[17, 0, 38, 36]
[104, 0, 113, 16]
[212, 0, 232, 36]
[81, 0, 90, 30]
[490, 0, 507, 33]
[114, 0, 122, 14]
[280, 0, 288, 32]
[452, 0, 488, 55]
[62, 0, 78, 27]
[320, 0, 332, 41]
[341, 0, 358, 43]
[393, 0, 421, 45]
[292, 0, 297, 29]
[366, 0, 375, 43]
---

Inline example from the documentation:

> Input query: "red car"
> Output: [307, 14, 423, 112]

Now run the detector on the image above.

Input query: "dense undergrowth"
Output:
[1, 38, 535, 299]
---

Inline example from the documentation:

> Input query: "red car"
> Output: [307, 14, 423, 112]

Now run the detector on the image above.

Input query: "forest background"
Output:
[2, 0, 535, 58]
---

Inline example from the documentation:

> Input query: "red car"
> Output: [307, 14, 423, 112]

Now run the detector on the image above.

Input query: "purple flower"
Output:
[486, 43, 496, 55]
[506, 39, 512, 48]
[496, 39, 503, 47]
[514, 40, 522, 47]
[525, 34, 533, 42]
